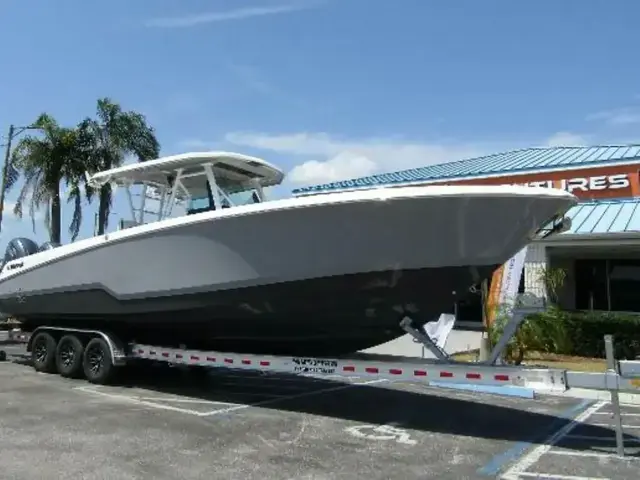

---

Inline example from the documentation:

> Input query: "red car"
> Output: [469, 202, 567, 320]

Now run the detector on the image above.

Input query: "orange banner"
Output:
[486, 266, 504, 327]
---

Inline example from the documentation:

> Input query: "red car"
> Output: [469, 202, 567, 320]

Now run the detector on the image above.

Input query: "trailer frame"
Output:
[2, 314, 640, 457]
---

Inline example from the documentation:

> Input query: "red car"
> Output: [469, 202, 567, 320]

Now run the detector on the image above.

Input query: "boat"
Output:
[0, 152, 577, 356]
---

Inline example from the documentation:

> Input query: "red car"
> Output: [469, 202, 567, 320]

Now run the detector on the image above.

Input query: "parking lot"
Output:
[1, 345, 639, 479]
[500, 400, 640, 479]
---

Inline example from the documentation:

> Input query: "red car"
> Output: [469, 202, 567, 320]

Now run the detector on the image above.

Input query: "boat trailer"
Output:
[1, 306, 639, 458]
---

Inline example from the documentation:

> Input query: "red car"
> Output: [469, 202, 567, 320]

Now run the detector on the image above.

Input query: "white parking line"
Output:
[74, 386, 227, 416]
[136, 396, 237, 405]
[545, 450, 621, 459]
[501, 401, 607, 480]
[565, 434, 640, 443]
[198, 378, 388, 417]
[502, 400, 640, 480]
[589, 423, 640, 429]
[513, 473, 608, 480]
[592, 412, 640, 416]
[74, 378, 387, 417]
[518, 472, 610, 480]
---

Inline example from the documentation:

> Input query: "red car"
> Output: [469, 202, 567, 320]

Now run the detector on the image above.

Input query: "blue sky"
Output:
[1, 0, 640, 248]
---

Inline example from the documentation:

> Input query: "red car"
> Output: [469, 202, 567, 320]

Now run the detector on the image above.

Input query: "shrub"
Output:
[525, 309, 640, 360]
[487, 305, 640, 363]
[488, 304, 572, 365]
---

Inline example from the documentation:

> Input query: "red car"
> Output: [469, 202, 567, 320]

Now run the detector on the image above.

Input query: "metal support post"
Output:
[479, 280, 491, 361]
[484, 306, 542, 365]
[400, 317, 449, 361]
[604, 335, 625, 457]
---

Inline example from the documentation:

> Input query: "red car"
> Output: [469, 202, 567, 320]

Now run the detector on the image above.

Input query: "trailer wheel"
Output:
[31, 332, 58, 373]
[55, 335, 85, 378]
[82, 337, 115, 384]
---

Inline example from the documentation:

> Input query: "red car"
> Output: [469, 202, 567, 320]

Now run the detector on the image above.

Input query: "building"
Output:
[292, 144, 640, 325]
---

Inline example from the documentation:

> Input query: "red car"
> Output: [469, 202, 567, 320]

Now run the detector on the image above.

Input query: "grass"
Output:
[452, 349, 608, 372]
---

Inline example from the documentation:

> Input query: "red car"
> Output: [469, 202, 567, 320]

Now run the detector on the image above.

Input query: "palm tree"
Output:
[7, 113, 90, 243]
[78, 98, 160, 235]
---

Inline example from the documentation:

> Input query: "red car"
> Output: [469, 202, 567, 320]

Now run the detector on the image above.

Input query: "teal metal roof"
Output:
[292, 144, 640, 195]
[560, 198, 640, 236]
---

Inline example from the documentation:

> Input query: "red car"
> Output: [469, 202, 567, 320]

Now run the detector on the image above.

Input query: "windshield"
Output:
[187, 188, 261, 212]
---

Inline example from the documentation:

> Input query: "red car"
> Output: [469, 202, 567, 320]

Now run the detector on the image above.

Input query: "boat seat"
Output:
[187, 206, 215, 215]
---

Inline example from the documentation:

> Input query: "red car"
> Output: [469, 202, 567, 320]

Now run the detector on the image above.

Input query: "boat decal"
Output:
[292, 357, 338, 374]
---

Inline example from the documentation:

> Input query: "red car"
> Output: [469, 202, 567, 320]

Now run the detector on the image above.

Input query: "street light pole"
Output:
[0, 124, 16, 234]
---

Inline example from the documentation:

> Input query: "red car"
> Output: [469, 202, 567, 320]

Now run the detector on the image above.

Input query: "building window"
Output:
[575, 259, 608, 311]
[609, 260, 640, 312]
[574, 258, 640, 312]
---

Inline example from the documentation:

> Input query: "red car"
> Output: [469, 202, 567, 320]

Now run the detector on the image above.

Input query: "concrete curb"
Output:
[539, 387, 640, 405]
[428, 381, 535, 399]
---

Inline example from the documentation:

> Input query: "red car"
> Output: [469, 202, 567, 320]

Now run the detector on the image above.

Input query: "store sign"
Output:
[505, 174, 630, 193]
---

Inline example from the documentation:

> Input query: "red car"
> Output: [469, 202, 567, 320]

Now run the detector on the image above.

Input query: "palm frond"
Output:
[86, 99, 161, 235]
[66, 182, 84, 241]
[8, 112, 90, 243]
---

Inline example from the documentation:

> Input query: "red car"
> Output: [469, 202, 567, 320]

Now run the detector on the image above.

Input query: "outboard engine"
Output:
[39, 241, 61, 252]
[4, 237, 39, 264]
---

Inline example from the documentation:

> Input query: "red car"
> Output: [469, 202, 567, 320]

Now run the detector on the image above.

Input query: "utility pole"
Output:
[0, 124, 15, 234]
[0, 123, 39, 235]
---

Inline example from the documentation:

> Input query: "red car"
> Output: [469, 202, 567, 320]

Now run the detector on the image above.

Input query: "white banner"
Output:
[499, 246, 528, 308]
[487, 245, 528, 325]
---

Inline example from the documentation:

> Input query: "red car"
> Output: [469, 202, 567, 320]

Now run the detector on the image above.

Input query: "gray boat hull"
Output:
[0, 186, 575, 355]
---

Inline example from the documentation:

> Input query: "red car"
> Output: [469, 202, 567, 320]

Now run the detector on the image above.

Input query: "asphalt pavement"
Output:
[2, 345, 638, 479]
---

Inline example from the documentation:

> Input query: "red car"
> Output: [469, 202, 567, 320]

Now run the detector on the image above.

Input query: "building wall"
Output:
[523, 243, 548, 300]
[429, 164, 640, 201]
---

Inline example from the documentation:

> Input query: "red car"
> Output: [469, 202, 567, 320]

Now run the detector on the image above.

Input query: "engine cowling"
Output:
[4, 237, 39, 263]
[0, 237, 39, 274]
[39, 241, 61, 252]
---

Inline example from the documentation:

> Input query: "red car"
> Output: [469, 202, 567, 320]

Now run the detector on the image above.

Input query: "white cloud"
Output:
[144, 2, 323, 28]
[225, 132, 517, 186]
[587, 108, 640, 126]
[286, 152, 378, 184]
[223, 131, 608, 186]
[544, 132, 588, 147]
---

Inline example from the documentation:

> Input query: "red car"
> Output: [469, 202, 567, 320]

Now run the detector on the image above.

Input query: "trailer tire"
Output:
[31, 332, 58, 373]
[83, 337, 115, 385]
[55, 335, 85, 378]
